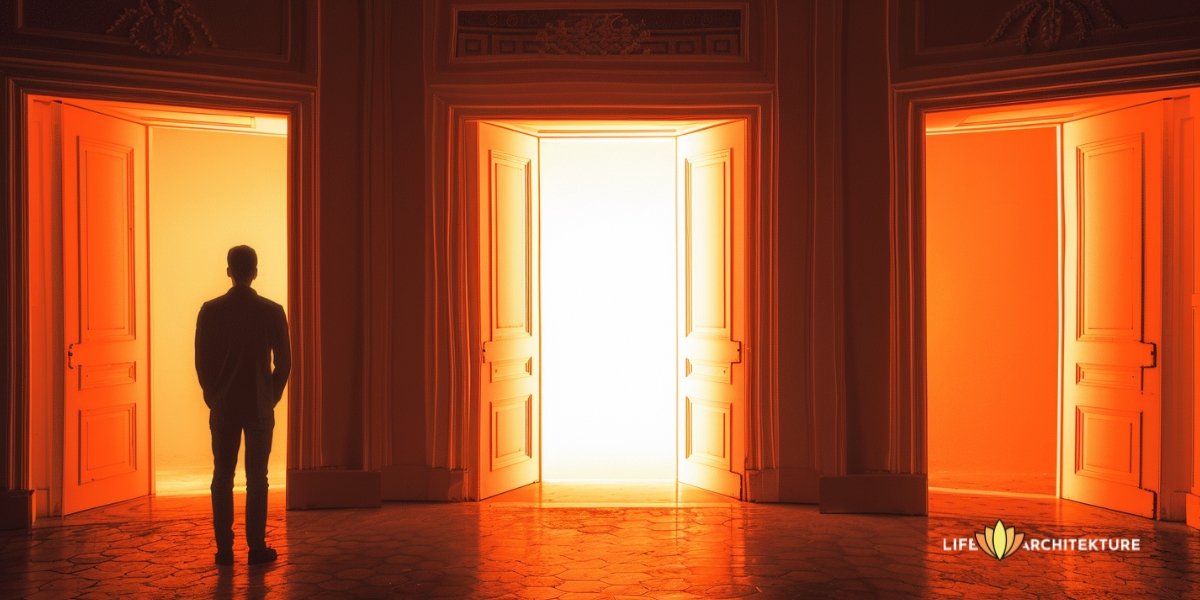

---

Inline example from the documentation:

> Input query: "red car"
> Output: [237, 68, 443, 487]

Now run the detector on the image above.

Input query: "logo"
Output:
[940, 519, 1143, 557]
[976, 519, 1023, 560]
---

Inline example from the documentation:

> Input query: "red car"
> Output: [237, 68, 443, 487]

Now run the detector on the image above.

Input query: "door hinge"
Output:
[1143, 341, 1157, 369]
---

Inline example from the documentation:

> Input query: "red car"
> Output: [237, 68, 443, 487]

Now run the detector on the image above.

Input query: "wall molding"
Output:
[809, 0, 846, 482]
[360, 0, 394, 473]
[452, 7, 745, 60]
[1, 0, 317, 84]
[889, 0, 1200, 83]
[426, 0, 775, 84]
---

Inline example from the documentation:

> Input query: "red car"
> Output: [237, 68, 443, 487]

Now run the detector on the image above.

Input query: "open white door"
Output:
[677, 120, 746, 498]
[474, 121, 541, 499]
[60, 103, 151, 514]
[1062, 101, 1163, 518]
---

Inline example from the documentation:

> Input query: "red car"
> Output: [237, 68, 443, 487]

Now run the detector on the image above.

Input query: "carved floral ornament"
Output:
[454, 8, 742, 59]
[108, 0, 216, 57]
[536, 12, 652, 56]
[987, 0, 1123, 52]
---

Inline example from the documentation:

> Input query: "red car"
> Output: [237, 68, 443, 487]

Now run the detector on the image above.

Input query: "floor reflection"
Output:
[1, 487, 1197, 598]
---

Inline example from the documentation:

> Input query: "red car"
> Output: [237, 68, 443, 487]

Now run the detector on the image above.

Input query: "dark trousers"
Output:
[210, 419, 273, 552]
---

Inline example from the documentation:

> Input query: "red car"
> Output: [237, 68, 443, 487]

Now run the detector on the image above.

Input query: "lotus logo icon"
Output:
[976, 519, 1024, 560]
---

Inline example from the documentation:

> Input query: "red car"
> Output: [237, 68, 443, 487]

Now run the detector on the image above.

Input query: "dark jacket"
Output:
[195, 285, 290, 428]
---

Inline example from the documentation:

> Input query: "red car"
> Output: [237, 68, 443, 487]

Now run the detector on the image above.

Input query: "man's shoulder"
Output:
[198, 288, 283, 315]
[252, 294, 285, 313]
[199, 294, 229, 312]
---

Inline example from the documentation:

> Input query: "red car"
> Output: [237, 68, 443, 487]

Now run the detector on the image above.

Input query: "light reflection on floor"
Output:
[3, 485, 1198, 598]
[155, 466, 287, 497]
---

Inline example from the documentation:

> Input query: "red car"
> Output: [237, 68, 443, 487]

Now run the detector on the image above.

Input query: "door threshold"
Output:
[484, 481, 740, 507]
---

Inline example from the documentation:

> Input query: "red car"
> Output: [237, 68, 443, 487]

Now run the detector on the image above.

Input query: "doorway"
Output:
[469, 118, 749, 500]
[27, 96, 290, 515]
[540, 136, 676, 482]
[924, 87, 1198, 518]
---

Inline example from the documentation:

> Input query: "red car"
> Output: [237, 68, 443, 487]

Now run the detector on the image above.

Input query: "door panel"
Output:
[475, 122, 540, 499]
[61, 103, 150, 514]
[1062, 101, 1163, 518]
[678, 121, 746, 498]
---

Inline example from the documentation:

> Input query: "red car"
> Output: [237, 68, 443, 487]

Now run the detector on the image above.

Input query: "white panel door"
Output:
[677, 120, 746, 498]
[474, 122, 541, 499]
[60, 103, 151, 514]
[1062, 101, 1164, 518]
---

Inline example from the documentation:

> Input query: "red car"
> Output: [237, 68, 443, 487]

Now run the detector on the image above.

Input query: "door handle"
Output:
[67, 343, 76, 370]
[1142, 341, 1157, 369]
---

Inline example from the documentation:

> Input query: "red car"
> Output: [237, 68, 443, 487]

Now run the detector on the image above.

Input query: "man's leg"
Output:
[243, 424, 274, 554]
[210, 418, 241, 561]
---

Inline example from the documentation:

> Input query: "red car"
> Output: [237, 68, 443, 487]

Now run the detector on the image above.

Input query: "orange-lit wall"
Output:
[925, 127, 1058, 494]
[148, 127, 288, 493]
[540, 137, 677, 481]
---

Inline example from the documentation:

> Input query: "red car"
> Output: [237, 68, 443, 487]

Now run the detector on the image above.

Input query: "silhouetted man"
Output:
[195, 245, 290, 566]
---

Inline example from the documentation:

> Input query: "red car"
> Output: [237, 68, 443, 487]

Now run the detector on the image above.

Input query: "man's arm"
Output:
[270, 304, 291, 404]
[195, 306, 214, 408]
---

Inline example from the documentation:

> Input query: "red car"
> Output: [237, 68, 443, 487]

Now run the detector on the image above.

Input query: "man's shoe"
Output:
[248, 547, 278, 565]
[215, 550, 234, 566]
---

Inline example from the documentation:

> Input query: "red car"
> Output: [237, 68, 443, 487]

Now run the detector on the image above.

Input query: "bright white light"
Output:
[540, 136, 676, 482]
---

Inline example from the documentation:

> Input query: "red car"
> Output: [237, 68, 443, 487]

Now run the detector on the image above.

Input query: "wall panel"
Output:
[0, 0, 316, 83]
[891, 0, 1200, 82]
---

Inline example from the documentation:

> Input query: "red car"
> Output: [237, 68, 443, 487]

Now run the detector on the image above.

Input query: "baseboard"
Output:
[1187, 493, 1200, 529]
[286, 469, 381, 509]
[427, 468, 466, 501]
[746, 467, 820, 503]
[819, 474, 927, 515]
[380, 466, 467, 501]
[0, 489, 35, 529]
[381, 464, 427, 500]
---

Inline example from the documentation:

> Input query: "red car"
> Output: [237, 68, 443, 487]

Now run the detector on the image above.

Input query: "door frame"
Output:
[426, 85, 778, 501]
[4, 74, 319, 521]
[894, 67, 1200, 519]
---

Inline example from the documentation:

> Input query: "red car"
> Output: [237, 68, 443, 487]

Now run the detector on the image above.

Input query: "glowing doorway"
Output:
[924, 88, 1199, 518]
[540, 137, 677, 482]
[472, 118, 748, 499]
[26, 96, 289, 514]
[147, 120, 289, 496]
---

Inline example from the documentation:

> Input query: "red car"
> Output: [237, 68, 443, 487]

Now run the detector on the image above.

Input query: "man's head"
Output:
[226, 245, 258, 286]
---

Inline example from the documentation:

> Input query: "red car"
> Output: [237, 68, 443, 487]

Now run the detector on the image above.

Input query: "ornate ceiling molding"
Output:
[454, 8, 743, 60]
[537, 12, 651, 56]
[987, 0, 1122, 52]
[107, 0, 216, 57]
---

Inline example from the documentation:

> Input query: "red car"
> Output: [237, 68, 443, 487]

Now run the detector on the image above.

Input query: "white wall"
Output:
[540, 137, 677, 481]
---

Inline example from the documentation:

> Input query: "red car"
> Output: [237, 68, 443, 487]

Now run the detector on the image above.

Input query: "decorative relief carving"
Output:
[537, 13, 650, 55]
[455, 8, 742, 59]
[107, 0, 215, 57]
[987, 0, 1122, 52]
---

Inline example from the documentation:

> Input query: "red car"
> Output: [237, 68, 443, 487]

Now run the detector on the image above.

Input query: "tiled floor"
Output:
[2, 484, 1198, 598]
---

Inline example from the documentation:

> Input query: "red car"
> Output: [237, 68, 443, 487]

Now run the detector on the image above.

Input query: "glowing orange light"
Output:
[149, 123, 289, 495]
[925, 125, 1058, 496]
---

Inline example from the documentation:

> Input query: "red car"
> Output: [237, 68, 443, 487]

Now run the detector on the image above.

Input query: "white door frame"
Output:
[425, 86, 780, 501]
